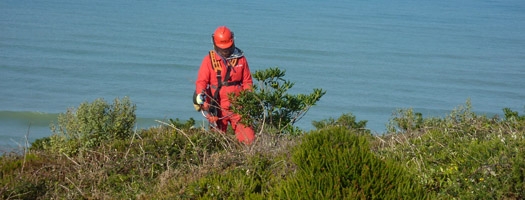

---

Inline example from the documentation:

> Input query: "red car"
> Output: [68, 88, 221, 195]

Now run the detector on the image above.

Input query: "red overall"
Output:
[195, 50, 255, 144]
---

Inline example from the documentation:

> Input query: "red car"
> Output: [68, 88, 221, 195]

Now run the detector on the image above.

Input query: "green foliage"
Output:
[184, 167, 263, 199]
[30, 137, 50, 151]
[2, 180, 47, 200]
[312, 112, 370, 135]
[387, 108, 425, 132]
[378, 100, 525, 199]
[0, 153, 51, 200]
[503, 107, 525, 120]
[503, 107, 525, 132]
[2, 97, 524, 199]
[169, 117, 196, 130]
[230, 67, 326, 135]
[272, 126, 431, 199]
[180, 152, 292, 199]
[41, 97, 136, 155]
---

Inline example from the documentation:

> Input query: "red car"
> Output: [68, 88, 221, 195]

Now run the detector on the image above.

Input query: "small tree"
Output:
[230, 67, 325, 135]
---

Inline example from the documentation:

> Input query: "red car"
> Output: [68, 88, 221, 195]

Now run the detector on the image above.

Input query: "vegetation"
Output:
[377, 100, 525, 199]
[272, 126, 430, 199]
[0, 67, 524, 199]
[40, 97, 136, 156]
[230, 67, 326, 135]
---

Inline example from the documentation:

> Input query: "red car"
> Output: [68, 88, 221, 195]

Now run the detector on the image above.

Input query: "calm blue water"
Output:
[1, 0, 524, 150]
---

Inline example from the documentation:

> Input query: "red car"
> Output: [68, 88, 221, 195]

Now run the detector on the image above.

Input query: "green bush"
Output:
[174, 152, 284, 199]
[387, 108, 426, 133]
[169, 117, 196, 130]
[272, 126, 431, 199]
[5, 95, 523, 199]
[2, 179, 46, 200]
[230, 67, 326, 135]
[40, 97, 136, 155]
[184, 168, 263, 199]
[0, 153, 53, 200]
[378, 101, 525, 199]
[312, 112, 370, 135]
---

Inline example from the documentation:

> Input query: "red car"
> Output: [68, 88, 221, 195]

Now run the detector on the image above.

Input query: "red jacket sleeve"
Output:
[195, 55, 211, 94]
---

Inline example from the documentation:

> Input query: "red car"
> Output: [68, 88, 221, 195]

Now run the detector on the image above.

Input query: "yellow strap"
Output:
[209, 50, 238, 72]
[228, 58, 238, 68]
[209, 50, 222, 73]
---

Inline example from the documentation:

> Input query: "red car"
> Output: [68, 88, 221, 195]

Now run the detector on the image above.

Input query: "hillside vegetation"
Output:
[1, 68, 524, 199]
[0, 98, 523, 199]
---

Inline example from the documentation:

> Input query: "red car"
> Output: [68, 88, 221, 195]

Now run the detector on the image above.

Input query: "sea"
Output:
[1, 0, 524, 151]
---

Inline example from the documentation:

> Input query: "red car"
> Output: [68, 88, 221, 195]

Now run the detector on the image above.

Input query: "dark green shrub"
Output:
[509, 149, 525, 198]
[0, 153, 52, 200]
[312, 112, 370, 135]
[29, 137, 50, 151]
[1, 180, 47, 200]
[387, 108, 426, 133]
[503, 107, 525, 132]
[272, 126, 431, 199]
[169, 117, 196, 130]
[230, 67, 326, 135]
[503, 107, 525, 121]
[184, 167, 263, 199]
[179, 152, 283, 199]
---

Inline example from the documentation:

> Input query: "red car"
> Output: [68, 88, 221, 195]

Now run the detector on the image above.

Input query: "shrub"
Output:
[0, 153, 54, 199]
[230, 67, 326, 135]
[40, 97, 136, 155]
[169, 117, 196, 130]
[272, 126, 431, 199]
[312, 112, 370, 135]
[377, 101, 525, 199]
[387, 108, 425, 133]
[183, 164, 265, 199]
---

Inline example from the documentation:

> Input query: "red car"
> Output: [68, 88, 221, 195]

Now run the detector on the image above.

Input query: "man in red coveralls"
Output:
[194, 26, 255, 144]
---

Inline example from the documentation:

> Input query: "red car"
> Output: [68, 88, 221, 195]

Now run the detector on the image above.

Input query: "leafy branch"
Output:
[230, 67, 326, 135]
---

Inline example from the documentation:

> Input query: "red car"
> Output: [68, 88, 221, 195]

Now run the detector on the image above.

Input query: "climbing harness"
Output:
[199, 50, 240, 130]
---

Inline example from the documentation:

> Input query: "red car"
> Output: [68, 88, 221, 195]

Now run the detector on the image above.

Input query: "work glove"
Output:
[193, 91, 205, 111]
[195, 93, 206, 105]
[193, 104, 201, 111]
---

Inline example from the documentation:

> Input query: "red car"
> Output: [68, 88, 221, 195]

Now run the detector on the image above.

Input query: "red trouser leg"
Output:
[233, 123, 255, 145]
[217, 110, 255, 145]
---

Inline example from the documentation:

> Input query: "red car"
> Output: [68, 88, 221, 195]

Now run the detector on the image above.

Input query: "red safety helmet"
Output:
[212, 26, 234, 49]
